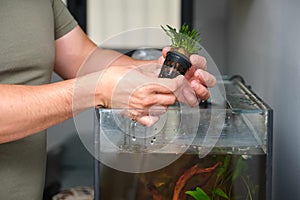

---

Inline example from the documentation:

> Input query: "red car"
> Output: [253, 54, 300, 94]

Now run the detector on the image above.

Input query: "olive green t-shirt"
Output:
[0, 0, 77, 199]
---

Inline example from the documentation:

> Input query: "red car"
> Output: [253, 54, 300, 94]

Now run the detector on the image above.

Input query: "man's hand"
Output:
[160, 47, 216, 100]
[73, 45, 217, 127]
[88, 64, 198, 126]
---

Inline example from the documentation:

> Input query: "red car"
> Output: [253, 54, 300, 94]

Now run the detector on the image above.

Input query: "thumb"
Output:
[162, 46, 171, 58]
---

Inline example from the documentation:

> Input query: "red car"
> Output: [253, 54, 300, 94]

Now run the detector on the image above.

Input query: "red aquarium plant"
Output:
[159, 24, 202, 78]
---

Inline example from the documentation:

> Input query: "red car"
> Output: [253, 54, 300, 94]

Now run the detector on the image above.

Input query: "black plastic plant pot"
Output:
[158, 51, 192, 79]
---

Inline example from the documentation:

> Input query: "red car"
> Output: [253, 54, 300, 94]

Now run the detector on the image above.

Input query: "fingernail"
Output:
[191, 80, 199, 89]
[196, 69, 204, 79]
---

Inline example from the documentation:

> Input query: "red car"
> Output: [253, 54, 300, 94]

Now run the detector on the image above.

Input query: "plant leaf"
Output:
[185, 187, 211, 200]
[232, 156, 244, 182]
[217, 155, 231, 178]
[161, 24, 202, 54]
[212, 188, 229, 199]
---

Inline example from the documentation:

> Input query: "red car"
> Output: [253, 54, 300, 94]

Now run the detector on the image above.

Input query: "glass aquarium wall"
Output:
[94, 76, 273, 200]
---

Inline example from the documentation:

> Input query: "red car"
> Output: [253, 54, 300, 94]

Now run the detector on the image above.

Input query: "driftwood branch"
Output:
[149, 162, 221, 200]
[172, 162, 221, 200]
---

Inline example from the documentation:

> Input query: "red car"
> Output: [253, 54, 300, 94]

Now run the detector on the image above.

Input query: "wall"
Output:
[227, 0, 300, 199]
[193, 0, 229, 74]
[87, 0, 180, 47]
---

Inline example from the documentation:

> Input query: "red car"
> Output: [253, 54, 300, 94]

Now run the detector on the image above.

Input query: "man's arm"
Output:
[0, 25, 216, 143]
[0, 26, 176, 143]
[54, 25, 151, 79]
[0, 80, 77, 143]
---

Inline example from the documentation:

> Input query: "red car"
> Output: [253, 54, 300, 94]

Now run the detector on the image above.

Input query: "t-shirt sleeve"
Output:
[52, 0, 78, 40]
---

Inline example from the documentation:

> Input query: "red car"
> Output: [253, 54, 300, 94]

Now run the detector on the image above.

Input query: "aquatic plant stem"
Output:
[147, 184, 165, 200]
[242, 176, 253, 200]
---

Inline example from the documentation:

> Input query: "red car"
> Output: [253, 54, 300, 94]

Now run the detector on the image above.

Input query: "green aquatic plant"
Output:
[158, 24, 202, 78]
[185, 187, 229, 200]
[161, 24, 202, 57]
[185, 156, 231, 200]
[145, 155, 261, 200]
[185, 155, 259, 200]
[185, 187, 210, 200]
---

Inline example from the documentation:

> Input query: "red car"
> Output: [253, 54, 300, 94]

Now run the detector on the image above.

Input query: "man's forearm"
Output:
[72, 48, 156, 77]
[0, 79, 92, 143]
[0, 48, 153, 144]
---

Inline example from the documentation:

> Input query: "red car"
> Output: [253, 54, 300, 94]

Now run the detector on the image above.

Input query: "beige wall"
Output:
[87, 0, 181, 48]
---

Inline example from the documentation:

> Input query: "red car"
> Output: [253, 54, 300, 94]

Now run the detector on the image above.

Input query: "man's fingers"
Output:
[143, 76, 183, 94]
[127, 106, 166, 127]
[157, 47, 171, 66]
[136, 115, 160, 127]
[190, 54, 207, 70]
[129, 92, 176, 109]
[151, 94, 176, 106]
[162, 46, 171, 58]
[194, 69, 216, 88]
[172, 76, 199, 107]
[190, 80, 210, 100]
[182, 88, 199, 107]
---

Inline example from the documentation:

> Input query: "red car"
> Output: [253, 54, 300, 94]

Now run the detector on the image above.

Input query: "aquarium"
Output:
[94, 76, 273, 200]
